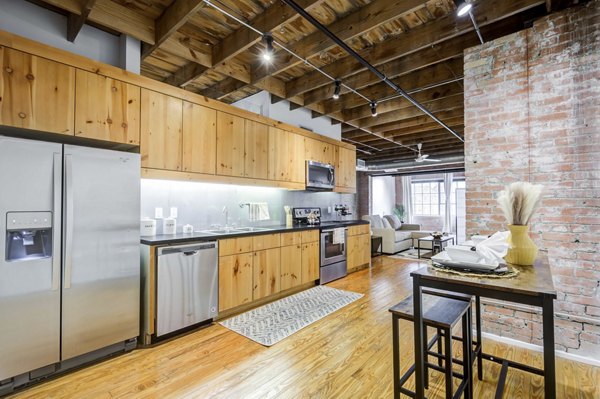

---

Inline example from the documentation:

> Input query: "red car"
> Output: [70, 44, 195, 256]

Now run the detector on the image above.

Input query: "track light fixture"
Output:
[332, 80, 341, 99]
[370, 101, 378, 117]
[262, 33, 274, 62]
[454, 0, 472, 17]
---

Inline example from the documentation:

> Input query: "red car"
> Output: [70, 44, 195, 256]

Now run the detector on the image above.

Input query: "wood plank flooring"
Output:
[8, 256, 600, 398]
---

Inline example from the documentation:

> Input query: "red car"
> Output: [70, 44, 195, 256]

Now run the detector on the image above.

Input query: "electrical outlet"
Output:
[170, 207, 178, 218]
[327, 206, 332, 213]
[155, 207, 163, 219]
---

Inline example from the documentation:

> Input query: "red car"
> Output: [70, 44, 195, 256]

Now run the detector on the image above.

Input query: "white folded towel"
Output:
[332, 228, 345, 245]
[249, 202, 270, 222]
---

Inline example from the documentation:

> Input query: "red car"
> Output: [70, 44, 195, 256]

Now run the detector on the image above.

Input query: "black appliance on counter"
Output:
[292, 207, 347, 284]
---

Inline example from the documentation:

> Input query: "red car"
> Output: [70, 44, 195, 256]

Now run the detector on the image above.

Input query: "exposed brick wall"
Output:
[464, 1, 600, 358]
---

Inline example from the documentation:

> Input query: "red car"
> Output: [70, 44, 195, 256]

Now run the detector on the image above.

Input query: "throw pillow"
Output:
[384, 214, 402, 230]
[382, 218, 392, 229]
[369, 215, 384, 229]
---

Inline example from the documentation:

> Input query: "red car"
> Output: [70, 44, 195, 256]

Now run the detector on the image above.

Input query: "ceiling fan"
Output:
[415, 143, 441, 162]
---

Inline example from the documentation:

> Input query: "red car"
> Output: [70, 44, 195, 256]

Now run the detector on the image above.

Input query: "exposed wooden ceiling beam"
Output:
[346, 118, 465, 142]
[364, 146, 464, 162]
[250, 0, 426, 85]
[42, 0, 155, 43]
[142, 0, 205, 59]
[285, 0, 545, 99]
[351, 93, 464, 128]
[212, 0, 325, 67]
[322, 58, 464, 113]
[163, 62, 208, 87]
[66, 0, 96, 42]
[343, 109, 464, 136]
[200, 77, 249, 100]
[344, 89, 464, 127]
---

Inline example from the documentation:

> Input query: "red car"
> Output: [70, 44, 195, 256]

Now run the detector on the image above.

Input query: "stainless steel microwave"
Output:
[306, 160, 335, 191]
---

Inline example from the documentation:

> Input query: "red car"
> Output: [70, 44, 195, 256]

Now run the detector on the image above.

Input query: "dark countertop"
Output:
[140, 219, 369, 246]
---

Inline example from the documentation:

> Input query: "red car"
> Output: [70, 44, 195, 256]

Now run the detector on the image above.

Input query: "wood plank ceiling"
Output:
[33, 0, 577, 167]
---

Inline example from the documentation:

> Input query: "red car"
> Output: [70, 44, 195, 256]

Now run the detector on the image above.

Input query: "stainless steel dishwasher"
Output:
[156, 242, 218, 337]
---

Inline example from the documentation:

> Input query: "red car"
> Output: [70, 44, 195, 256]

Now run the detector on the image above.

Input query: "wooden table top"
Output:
[411, 251, 557, 298]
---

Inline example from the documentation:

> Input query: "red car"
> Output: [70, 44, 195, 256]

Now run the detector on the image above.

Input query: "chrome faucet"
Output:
[222, 205, 229, 228]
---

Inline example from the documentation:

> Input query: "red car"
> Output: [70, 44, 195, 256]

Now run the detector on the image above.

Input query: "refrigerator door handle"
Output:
[64, 154, 74, 289]
[52, 153, 62, 291]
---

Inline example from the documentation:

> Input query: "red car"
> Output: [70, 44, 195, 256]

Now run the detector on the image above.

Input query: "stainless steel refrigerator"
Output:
[0, 135, 140, 389]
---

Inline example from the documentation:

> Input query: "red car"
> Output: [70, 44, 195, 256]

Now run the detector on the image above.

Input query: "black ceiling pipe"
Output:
[280, 0, 465, 143]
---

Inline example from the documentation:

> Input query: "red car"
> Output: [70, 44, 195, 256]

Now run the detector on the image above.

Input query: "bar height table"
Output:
[411, 252, 557, 398]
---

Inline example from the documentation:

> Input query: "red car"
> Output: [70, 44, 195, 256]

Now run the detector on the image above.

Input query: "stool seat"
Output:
[389, 294, 471, 329]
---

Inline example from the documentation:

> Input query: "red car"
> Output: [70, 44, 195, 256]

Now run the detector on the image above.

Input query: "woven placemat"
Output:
[430, 262, 520, 279]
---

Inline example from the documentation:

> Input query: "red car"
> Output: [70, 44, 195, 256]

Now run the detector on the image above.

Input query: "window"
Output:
[412, 179, 465, 216]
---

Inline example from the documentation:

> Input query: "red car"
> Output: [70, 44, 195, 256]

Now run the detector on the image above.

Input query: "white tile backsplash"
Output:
[141, 179, 356, 232]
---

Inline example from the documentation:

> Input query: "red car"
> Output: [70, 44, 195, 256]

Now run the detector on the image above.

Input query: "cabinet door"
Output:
[348, 234, 371, 270]
[253, 248, 280, 300]
[337, 146, 356, 189]
[182, 101, 216, 174]
[268, 127, 291, 181]
[244, 120, 268, 179]
[252, 233, 280, 251]
[218, 253, 253, 311]
[75, 70, 140, 144]
[305, 138, 335, 165]
[290, 133, 306, 183]
[301, 241, 319, 283]
[140, 89, 182, 170]
[280, 244, 302, 291]
[216, 111, 245, 177]
[0, 47, 74, 135]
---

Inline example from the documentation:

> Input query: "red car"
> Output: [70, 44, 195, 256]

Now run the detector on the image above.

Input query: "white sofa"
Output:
[362, 215, 433, 254]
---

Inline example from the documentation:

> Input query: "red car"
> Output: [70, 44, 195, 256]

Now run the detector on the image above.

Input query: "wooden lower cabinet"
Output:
[253, 248, 280, 300]
[347, 233, 371, 271]
[218, 252, 253, 312]
[280, 244, 302, 290]
[301, 241, 319, 283]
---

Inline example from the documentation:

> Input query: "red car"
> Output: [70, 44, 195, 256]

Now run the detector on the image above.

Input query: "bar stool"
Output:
[389, 293, 473, 399]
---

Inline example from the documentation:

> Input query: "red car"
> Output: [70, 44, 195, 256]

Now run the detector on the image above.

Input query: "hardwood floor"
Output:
[9, 256, 600, 398]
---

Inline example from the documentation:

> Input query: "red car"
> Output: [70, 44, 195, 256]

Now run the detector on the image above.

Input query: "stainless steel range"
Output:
[292, 207, 348, 284]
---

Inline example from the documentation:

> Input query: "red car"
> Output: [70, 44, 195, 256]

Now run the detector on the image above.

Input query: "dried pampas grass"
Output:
[497, 182, 543, 225]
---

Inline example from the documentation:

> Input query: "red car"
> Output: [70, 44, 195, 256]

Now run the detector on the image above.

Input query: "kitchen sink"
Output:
[233, 227, 273, 232]
[196, 227, 273, 235]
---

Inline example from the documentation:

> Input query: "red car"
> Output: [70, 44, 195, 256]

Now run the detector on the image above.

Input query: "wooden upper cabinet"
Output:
[291, 133, 306, 183]
[0, 47, 74, 135]
[244, 120, 268, 179]
[216, 111, 245, 177]
[337, 146, 357, 189]
[182, 101, 217, 175]
[74, 70, 140, 145]
[140, 89, 183, 170]
[268, 127, 289, 181]
[305, 138, 335, 166]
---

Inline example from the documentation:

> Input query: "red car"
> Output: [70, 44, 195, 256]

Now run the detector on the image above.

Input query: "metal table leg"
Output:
[413, 276, 425, 398]
[392, 315, 400, 399]
[543, 294, 556, 398]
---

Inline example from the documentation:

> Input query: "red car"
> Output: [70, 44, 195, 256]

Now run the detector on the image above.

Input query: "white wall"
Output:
[371, 176, 396, 216]
[233, 91, 341, 140]
[0, 0, 140, 73]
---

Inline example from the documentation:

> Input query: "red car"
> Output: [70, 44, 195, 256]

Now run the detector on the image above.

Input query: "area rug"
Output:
[219, 285, 363, 346]
[389, 248, 432, 260]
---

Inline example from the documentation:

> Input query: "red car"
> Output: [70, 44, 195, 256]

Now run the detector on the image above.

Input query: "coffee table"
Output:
[416, 235, 455, 259]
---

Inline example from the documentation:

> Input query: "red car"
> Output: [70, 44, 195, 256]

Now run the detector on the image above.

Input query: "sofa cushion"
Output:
[384, 214, 402, 230]
[382, 217, 392, 229]
[369, 215, 384, 229]
[394, 231, 413, 242]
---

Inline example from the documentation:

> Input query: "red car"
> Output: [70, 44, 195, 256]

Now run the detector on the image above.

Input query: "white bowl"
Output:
[445, 245, 483, 263]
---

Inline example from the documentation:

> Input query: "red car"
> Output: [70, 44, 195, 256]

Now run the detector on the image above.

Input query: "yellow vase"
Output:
[505, 224, 538, 266]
